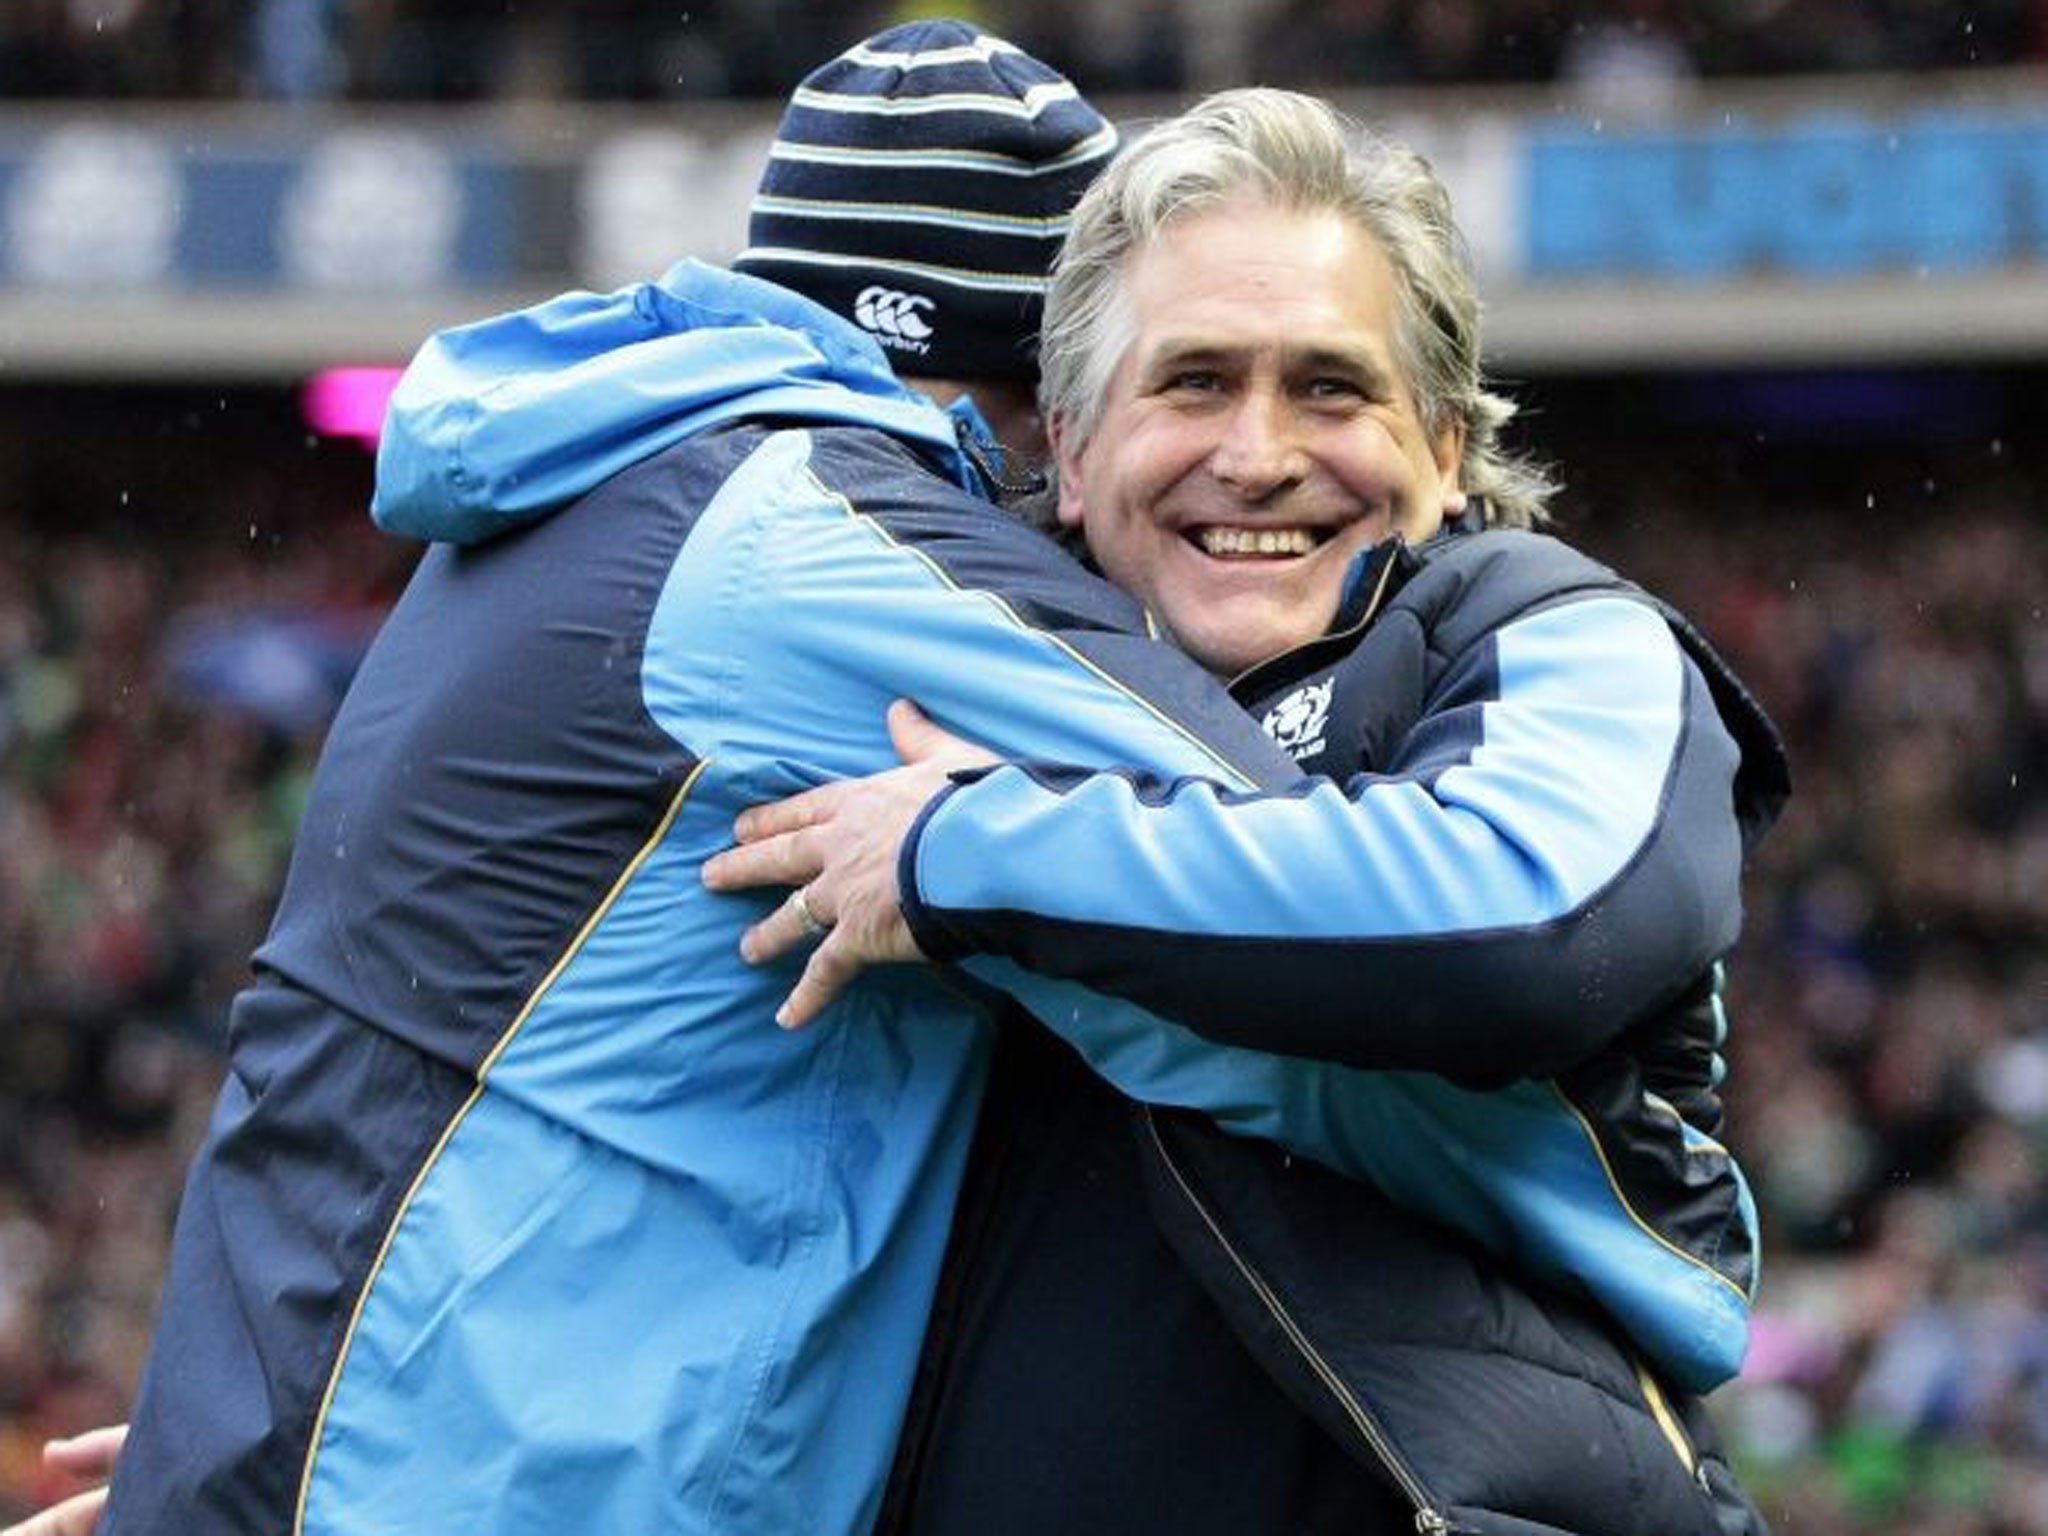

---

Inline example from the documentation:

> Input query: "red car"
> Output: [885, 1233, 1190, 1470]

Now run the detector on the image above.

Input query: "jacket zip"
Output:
[1631, 1353, 1702, 1480]
[1142, 1108, 1457, 1536]
[1227, 537, 1407, 698]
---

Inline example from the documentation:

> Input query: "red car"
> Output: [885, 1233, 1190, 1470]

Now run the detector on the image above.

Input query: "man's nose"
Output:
[1209, 388, 1305, 500]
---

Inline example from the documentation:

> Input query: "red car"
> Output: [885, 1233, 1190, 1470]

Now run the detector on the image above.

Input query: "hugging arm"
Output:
[713, 570, 1748, 1086]
[890, 594, 1747, 1084]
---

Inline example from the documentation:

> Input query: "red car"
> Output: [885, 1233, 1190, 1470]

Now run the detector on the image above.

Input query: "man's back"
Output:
[107, 421, 998, 1532]
[104, 322, 1301, 1526]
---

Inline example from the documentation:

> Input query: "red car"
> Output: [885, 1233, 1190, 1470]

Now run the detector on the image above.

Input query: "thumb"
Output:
[887, 698, 973, 766]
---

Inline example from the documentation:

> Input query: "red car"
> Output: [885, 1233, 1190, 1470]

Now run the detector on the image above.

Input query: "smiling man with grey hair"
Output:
[1038, 88, 1555, 676]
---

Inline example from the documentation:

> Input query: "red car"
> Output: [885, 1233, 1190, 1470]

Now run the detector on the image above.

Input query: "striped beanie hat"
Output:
[732, 21, 1117, 382]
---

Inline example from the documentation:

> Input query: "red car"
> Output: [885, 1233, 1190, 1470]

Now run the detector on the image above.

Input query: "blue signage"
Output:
[1527, 111, 2048, 278]
[3, 105, 2045, 296]
[0, 126, 525, 292]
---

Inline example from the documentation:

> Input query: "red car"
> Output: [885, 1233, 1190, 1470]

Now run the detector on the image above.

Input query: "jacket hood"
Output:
[371, 259, 991, 545]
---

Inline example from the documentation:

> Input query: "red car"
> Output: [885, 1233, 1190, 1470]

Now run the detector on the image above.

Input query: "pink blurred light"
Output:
[302, 366, 404, 449]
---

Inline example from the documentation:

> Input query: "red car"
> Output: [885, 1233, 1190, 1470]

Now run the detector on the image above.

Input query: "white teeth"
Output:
[1196, 526, 1316, 558]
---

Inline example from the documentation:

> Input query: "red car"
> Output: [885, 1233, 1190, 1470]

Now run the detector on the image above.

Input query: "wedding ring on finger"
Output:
[787, 886, 830, 941]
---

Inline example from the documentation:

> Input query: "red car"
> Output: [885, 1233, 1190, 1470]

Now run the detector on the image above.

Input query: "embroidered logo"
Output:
[1261, 677, 1334, 761]
[854, 286, 935, 356]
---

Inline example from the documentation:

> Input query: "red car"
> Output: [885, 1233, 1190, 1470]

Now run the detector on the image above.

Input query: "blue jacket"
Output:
[105, 260, 1773, 1536]
[101, 262, 1294, 1536]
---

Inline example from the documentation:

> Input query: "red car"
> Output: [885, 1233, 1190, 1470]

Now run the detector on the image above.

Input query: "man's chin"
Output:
[1167, 610, 1324, 679]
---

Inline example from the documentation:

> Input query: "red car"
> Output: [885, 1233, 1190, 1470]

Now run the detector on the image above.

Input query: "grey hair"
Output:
[1038, 87, 1555, 529]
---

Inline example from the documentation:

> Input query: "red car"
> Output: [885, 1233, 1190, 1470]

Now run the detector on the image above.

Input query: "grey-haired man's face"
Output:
[1053, 196, 1465, 677]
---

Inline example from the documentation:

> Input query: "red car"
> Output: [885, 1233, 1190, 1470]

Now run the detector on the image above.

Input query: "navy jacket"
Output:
[1130, 527, 1786, 1535]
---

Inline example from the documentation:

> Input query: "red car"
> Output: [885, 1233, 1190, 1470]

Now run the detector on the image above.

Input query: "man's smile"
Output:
[1191, 524, 1329, 559]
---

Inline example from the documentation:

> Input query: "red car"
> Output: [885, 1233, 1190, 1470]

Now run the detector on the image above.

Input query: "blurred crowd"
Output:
[1564, 401, 2048, 1535]
[3, 375, 2047, 1536]
[0, 389, 409, 1516]
[3, 0, 2047, 103]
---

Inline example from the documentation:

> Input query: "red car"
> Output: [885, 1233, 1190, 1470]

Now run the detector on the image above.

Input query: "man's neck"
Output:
[910, 377, 1044, 460]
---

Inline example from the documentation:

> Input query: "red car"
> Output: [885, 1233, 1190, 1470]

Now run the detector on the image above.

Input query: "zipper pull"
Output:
[953, 414, 1048, 499]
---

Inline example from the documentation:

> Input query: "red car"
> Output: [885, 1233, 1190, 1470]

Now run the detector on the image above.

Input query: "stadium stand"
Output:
[1555, 373, 2048, 1534]
[0, 0, 2043, 101]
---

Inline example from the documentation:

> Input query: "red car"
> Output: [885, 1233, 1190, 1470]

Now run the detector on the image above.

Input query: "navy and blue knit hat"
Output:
[732, 20, 1117, 382]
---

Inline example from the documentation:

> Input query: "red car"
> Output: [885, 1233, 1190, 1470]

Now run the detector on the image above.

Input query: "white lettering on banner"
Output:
[1383, 110, 1522, 284]
[6, 128, 179, 287]
[281, 132, 461, 290]
[578, 130, 765, 290]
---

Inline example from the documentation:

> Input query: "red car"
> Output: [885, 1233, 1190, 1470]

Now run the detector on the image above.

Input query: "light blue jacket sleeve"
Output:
[903, 596, 1749, 1083]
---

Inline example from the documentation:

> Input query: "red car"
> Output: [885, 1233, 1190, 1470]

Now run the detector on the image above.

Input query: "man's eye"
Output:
[1305, 376, 1365, 401]
[1163, 370, 1222, 393]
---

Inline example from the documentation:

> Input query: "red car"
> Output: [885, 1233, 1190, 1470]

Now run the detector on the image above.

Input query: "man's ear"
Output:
[1435, 421, 1467, 517]
[1046, 413, 1087, 530]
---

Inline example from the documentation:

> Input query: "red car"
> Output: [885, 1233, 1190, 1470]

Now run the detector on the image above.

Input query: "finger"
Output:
[44, 1426, 126, 1480]
[887, 698, 998, 770]
[1, 1487, 109, 1536]
[702, 828, 822, 893]
[740, 888, 831, 966]
[732, 779, 851, 845]
[775, 939, 865, 1031]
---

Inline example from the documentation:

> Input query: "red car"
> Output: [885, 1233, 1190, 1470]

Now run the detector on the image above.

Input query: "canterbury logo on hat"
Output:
[854, 286, 937, 351]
